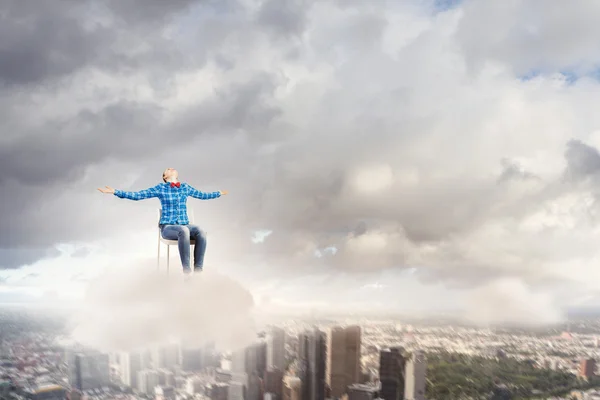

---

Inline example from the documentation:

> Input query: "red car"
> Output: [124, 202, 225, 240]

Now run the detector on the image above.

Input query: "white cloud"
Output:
[69, 264, 257, 352]
[464, 278, 563, 326]
[349, 164, 394, 194]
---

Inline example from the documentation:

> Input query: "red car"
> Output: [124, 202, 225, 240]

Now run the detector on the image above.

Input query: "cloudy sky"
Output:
[3, 0, 600, 325]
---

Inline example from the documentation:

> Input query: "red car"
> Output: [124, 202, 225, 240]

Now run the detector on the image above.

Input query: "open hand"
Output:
[97, 186, 115, 194]
[220, 190, 229, 195]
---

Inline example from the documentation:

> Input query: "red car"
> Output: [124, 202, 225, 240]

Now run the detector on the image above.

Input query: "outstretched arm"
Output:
[185, 183, 226, 200]
[98, 184, 160, 201]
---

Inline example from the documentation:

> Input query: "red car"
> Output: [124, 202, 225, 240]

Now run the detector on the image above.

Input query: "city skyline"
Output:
[5, 310, 600, 400]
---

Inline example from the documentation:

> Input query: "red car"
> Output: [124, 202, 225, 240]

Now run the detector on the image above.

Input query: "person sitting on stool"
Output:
[98, 167, 228, 275]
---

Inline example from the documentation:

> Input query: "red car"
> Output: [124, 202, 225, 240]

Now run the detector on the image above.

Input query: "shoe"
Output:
[183, 269, 193, 282]
[193, 266, 203, 273]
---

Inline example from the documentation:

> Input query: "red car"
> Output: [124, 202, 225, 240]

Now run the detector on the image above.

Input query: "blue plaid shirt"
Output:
[114, 182, 221, 225]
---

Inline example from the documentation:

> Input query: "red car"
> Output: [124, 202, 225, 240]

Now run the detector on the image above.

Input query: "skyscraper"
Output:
[264, 368, 284, 400]
[228, 341, 267, 400]
[138, 369, 160, 394]
[267, 327, 286, 372]
[229, 347, 248, 400]
[66, 350, 111, 391]
[403, 351, 426, 400]
[120, 351, 148, 389]
[228, 376, 247, 400]
[153, 343, 180, 370]
[247, 372, 263, 400]
[181, 348, 203, 372]
[246, 342, 267, 379]
[344, 326, 361, 387]
[299, 328, 326, 400]
[157, 369, 175, 387]
[326, 326, 361, 398]
[379, 347, 405, 400]
[283, 376, 302, 400]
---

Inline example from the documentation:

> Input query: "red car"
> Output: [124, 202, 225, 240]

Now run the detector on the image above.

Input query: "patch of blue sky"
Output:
[518, 69, 542, 81]
[170, 0, 241, 47]
[583, 67, 600, 82]
[433, 0, 463, 12]
[252, 230, 273, 243]
[314, 246, 338, 258]
[518, 68, 579, 84]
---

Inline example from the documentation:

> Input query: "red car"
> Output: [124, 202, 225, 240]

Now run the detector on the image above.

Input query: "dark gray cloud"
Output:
[498, 158, 540, 183]
[0, 0, 194, 87]
[564, 139, 600, 181]
[0, 101, 163, 185]
[0, 248, 61, 269]
[103, 0, 198, 24]
[0, 0, 106, 86]
[456, 0, 600, 75]
[256, 0, 310, 37]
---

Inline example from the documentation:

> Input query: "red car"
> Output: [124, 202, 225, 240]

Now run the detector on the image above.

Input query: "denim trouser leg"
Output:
[188, 224, 207, 270]
[160, 225, 191, 272]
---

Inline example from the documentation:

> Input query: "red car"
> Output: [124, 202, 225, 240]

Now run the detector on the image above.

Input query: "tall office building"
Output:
[379, 348, 405, 400]
[181, 347, 203, 372]
[247, 372, 263, 400]
[157, 369, 175, 387]
[229, 347, 249, 400]
[153, 343, 180, 370]
[264, 368, 284, 400]
[243, 342, 267, 400]
[247, 342, 267, 379]
[299, 328, 326, 400]
[326, 326, 361, 398]
[298, 333, 310, 400]
[228, 377, 247, 400]
[66, 350, 110, 391]
[120, 351, 148, 389]
[230, 340, 269, 400]
[267, 328, 286, 372]
[283, 377, 302, 400]
[138, 369, 160, 395]
[205, 341, 221, 368]
[403, 351, 426, 400]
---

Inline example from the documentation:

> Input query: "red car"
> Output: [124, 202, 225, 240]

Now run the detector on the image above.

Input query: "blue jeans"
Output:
[160, 224, 207, 272]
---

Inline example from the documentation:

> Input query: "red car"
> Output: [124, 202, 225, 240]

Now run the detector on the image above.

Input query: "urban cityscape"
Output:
[4, 309, 600, 399]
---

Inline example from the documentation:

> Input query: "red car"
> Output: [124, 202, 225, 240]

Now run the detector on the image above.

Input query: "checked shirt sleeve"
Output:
[114, 184, 160, 201]
[185, 183, 221, 200]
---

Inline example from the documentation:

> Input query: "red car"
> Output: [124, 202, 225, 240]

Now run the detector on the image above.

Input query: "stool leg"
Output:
[167, 245, 170, 275]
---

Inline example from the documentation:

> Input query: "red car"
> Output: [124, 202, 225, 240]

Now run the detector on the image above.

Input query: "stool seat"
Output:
[160, 238, 196, 245]
[157, 208, 203, 274]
